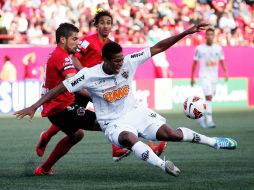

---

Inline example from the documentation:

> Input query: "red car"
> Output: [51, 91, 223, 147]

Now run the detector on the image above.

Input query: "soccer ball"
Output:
[183, 96, 206, 119]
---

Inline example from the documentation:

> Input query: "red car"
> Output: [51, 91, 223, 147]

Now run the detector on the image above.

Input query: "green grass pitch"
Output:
[0, 108, 254, 190]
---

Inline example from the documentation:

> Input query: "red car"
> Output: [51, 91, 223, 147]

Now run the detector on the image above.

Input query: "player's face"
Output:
[206, 31, 215, 45]
[96, 16, 112, 38]
[107, 52, 124, 74]
[65, 32, 79, 54]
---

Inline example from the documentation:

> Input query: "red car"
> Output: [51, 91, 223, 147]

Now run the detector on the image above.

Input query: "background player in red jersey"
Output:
[36, 10, 167, 162]
[33, 23, 99, 175]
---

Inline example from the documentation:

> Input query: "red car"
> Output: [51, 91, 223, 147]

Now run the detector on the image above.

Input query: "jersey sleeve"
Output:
[62, 68, 89, 93]
[193, 46, 200, 61]
[74, 39, 90, 60]
[55, 56, 77, 77]
[126, 47, 151, 71]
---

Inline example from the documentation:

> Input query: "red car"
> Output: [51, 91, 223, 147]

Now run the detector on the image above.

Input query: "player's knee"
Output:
[156, 124, 182, 141]
[118, 131, 138, 148]
[205, 95, 213, 101]
[74, 129, 84, 142]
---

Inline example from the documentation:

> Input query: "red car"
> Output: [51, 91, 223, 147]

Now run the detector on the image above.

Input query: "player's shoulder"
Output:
[126, 47, 150, 60]
[52, 47, 68, 57]
[77, 34, 97, 50]
[82, 33, 98, 42]
[48, 47, 71, 66]
[213, 44, 222, 49]
[197, 44, 205, 49]
[81, 63, 102, 75]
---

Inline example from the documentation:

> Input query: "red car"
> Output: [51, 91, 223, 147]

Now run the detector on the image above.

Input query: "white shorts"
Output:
[99, 106, 166, 147]
[200, 77, 218, 96]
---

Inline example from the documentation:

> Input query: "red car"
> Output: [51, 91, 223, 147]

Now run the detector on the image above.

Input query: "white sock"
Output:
[206, 100, 213, 123]
[132, 141, 165, 171]
[177, 127, 216, 147]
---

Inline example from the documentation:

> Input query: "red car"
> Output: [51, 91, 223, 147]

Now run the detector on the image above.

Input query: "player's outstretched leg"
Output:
[118, 131, 180, 177]
[36, 124, 60, 157]
[112, 141, 167, 162]
[34, 129, 84, 176]
[156, 124, 237, 149]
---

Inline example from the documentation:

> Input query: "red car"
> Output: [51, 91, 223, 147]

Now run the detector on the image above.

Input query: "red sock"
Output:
[45, 124, 60, 139]
[41, 136, 76, 171]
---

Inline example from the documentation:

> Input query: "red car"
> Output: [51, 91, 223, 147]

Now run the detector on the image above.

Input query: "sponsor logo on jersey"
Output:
[130, 52, 144, 58]
[121, 71, 129, 79]
[63, 65, 75, 71]
[150, 113, 157, 118]
[71, 75, 85, 87]
[80, 40, 90, 49]
[103, 85, 129, 103]
[95, 79, 106, 86]
[64, 61, 72, 66]
[102, 86, 117, 93]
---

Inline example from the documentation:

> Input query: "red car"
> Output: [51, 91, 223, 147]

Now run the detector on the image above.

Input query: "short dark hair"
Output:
[94, 10, 113, 25]
[206, 27, 215, 34]
[55, 23, 79, 44]
[102, 42, 122, 60]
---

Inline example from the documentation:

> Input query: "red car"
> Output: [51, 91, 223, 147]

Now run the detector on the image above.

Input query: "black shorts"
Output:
[74, 92, 92, 107]
[48, 104, 96, 136]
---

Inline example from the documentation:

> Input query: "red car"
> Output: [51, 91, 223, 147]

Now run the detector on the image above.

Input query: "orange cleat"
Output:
[36, 131, 49, 157]
[149, 141, 168, 157]
[112, 144, 131, 162]
[34, 166, 53, 176]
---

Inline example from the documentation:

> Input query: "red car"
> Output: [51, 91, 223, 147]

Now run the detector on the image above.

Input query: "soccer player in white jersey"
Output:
[191, 28, 228, 128]
[15, 23, 237, 177]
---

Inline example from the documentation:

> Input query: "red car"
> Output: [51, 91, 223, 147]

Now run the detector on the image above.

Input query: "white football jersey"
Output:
[63, 48, 151, 128]
[194, 44, 224, 79]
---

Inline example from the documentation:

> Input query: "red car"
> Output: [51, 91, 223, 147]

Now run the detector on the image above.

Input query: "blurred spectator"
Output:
[0, 0, 253, 46]
[22, 52, 43, 80]
[219, 11, 237, 32]
[0, 55, 17, 81]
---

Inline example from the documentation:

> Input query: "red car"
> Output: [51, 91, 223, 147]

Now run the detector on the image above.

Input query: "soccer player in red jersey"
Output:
[32, 23, 99, 175]
[36, 10, 167, 162]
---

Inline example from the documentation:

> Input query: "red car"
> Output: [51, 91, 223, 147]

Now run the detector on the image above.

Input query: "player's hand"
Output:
[185, 23, 209, 35]
[13, 106, 36, 121]
[191, 79, 195, 87]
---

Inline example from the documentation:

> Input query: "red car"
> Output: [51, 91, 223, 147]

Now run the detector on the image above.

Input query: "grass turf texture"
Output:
[0, 108, 253, 190]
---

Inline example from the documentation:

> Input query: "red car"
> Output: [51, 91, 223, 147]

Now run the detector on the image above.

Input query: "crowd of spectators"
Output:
[0, 0, 253, 46]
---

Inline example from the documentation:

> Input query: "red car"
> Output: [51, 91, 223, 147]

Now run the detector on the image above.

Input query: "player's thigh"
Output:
[134, 107, 167, 141]
[72, 109, 98, 131]
[105, 124, 138, 148]
[48, 109, 80, 136]
[48, 105, 98, 136]
[201, 78, 213, 96]
[75, 93, 92, 106]
[211, 80, 218, 96]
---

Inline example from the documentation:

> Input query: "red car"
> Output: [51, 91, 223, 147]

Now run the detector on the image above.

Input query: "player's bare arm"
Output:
[14, 83, 67, 120]
[72, 56, 84, 71]
[220, 60, 228, 81]
[191, 60, 198, 86]
[150, 23, 208, 56]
